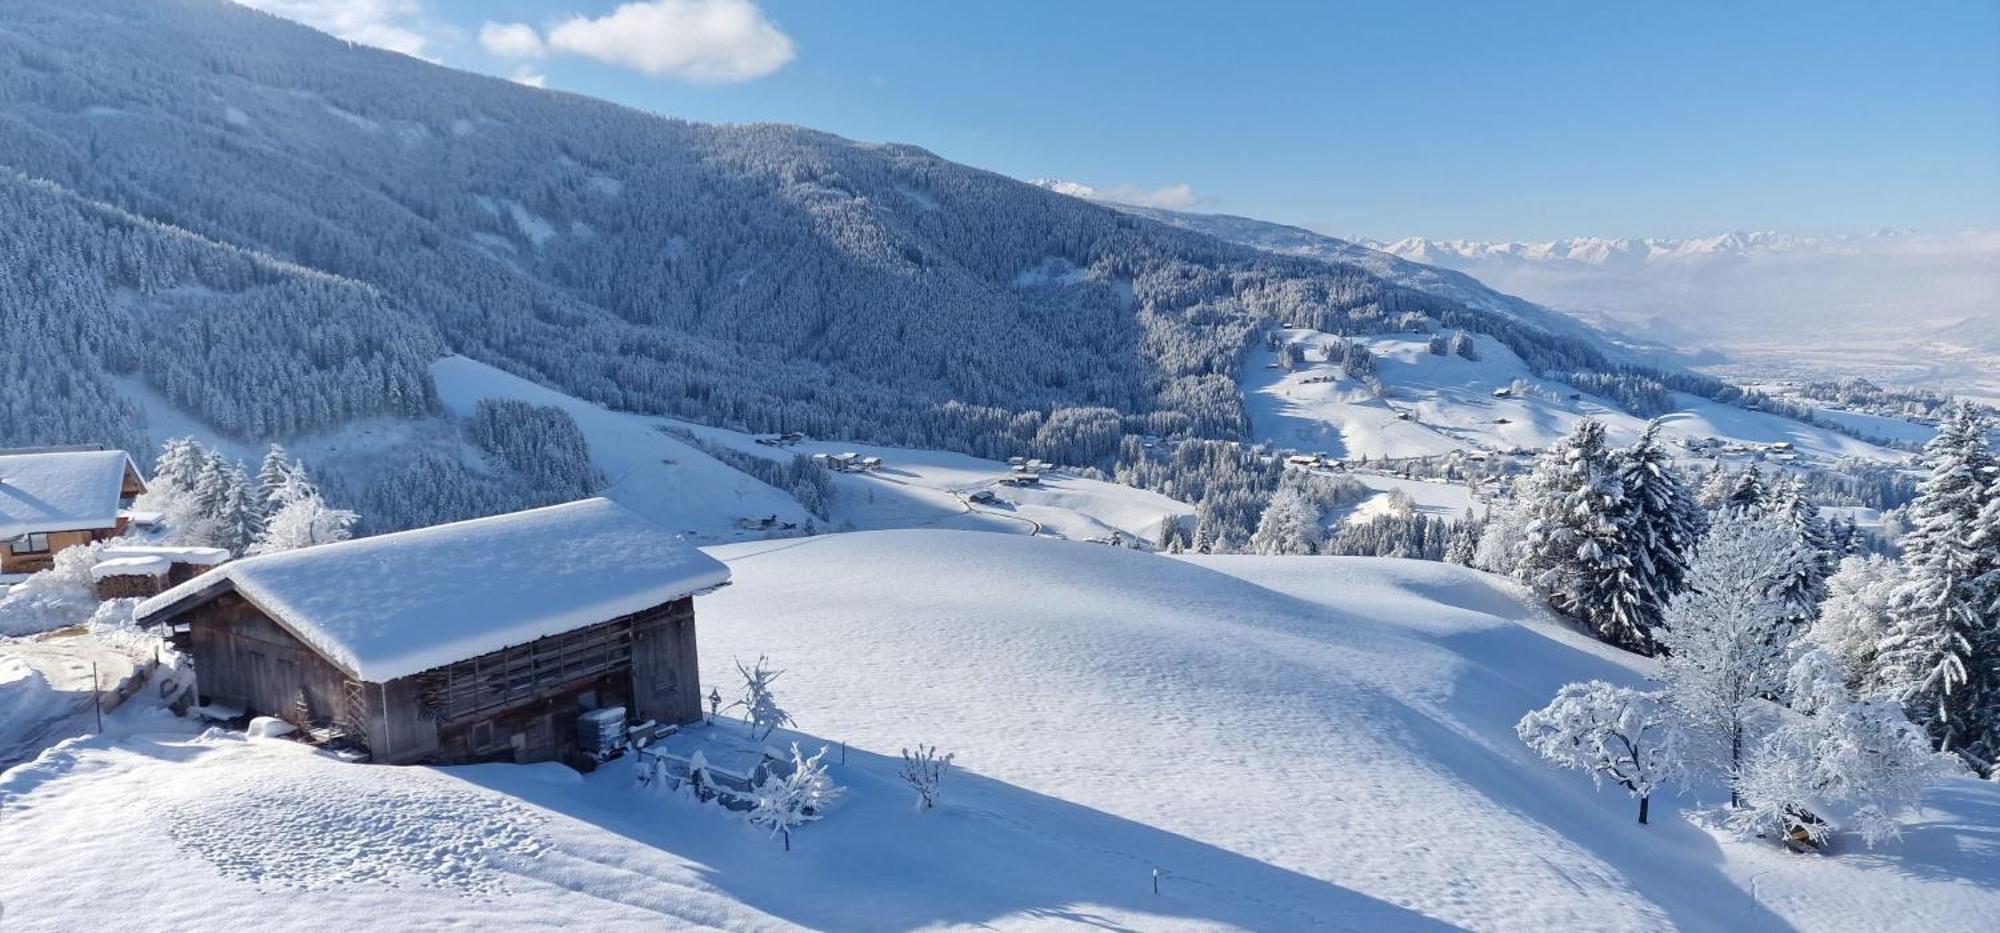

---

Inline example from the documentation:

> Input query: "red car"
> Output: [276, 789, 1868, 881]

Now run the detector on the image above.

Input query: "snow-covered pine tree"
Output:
[1517, 420, 1645, 650]
[1609, 420, 1702, 652]
[1768, 474, 1837, 629]
[1517, 680, 1683, 824]
[213, 462, 263, 556]
[1879, 403, 1999, 762]
[1445, 509, 1481, 567]
[1247, 485, 1322, 555]
[1722, 466, 1768, 520]
[1656, 512, 1801, 805]
[149, 437, 207, 493]
[256, 443, 301, 517]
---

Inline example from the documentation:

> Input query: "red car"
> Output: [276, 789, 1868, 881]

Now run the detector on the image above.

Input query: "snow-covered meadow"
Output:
[3, 531, 1993, 930]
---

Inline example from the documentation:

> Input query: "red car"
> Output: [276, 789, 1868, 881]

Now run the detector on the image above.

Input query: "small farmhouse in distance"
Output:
[0, 447, 147, 576]
[134, 498, 731, 765]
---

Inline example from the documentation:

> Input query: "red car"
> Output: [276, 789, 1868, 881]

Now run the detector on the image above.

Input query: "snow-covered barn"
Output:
[0, 447, 148, 576]
[133, 498, 731, 765]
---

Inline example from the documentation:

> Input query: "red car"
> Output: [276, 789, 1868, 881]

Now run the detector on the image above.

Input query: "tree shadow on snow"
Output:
[1832, 780, 2000, 888]
[450, 734, 1455, 931]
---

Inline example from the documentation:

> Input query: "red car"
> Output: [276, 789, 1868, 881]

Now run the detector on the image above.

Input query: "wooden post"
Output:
[91, 661, 103, 733]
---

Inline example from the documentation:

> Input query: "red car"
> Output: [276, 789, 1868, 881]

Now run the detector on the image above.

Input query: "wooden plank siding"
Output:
[176, 591, 705, 766]
[186, 592, 351, 729]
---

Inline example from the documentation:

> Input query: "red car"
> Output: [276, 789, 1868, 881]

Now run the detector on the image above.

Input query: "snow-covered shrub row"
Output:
[1321, 513, 1455, 561]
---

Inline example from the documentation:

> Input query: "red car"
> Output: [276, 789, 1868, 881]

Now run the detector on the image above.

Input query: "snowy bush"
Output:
[1518, 681, 1683, 824]
[746, 743, 842, 850]
[249, 492, 358, 555]
[0, 539, 111, 637]
[1732, 650, 1952, 850]
[731, 656, 795, 741]
[899, 744, 956, 812]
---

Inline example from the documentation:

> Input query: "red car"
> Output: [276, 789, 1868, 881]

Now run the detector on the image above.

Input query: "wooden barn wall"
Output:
[631, 597, 701, 726]
[187, 593, 349, 728]
[364, 677, 440, 765]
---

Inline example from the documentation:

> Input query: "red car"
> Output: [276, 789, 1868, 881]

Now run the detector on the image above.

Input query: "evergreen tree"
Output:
[213, 462, 263, 556]
[1768, 474, 1837, 629]
[1722, 466, 1768, 520]
[1879, 404, 1999, 761]
[257, 444, 299, 518]
[1247, 486, 1322, 555]
[1609, 420, 1702, 652]
[1518, 420, 1644, 650]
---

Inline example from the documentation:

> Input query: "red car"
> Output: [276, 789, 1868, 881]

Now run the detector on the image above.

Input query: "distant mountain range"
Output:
[1367, 230, 1939, 270]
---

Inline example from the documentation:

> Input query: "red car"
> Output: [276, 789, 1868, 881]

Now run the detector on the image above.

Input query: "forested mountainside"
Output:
[1, 0, 1652, 466]
[0, 170, 438, 452]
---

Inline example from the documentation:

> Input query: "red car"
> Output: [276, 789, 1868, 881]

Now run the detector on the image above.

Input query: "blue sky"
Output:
[265, 0, 1998, 241]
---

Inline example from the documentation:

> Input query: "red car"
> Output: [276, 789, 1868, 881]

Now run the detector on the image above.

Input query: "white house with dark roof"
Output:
[134, 497, 731, 765]
[0, 448, 147, 576]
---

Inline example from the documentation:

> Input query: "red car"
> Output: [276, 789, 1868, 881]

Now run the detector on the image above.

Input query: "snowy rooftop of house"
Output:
[135, 498, 731, 682]
[0, 450, 141, 539]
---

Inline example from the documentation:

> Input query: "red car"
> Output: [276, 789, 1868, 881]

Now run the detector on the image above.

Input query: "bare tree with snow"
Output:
[899, 743, 956, 812]
[1656, 512, 1801, 805]
[248, 490, 357, 555]
[731, 655, 795, 741]
[1518, 681, 1683, 824]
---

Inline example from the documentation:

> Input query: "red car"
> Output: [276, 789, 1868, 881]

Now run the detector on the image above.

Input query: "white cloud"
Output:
[546, 0, 795, 83]
[1032, 178, 1207, 211]
[509, 67, 548, 89]
[480, 22, 546, 60]
[234, 0, 437, 60]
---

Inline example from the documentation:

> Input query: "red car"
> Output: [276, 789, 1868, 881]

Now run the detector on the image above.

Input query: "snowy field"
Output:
[4, 531, 1994, 930]
[1244, 331, 1909, 463]
[664, 418, 1194, 545]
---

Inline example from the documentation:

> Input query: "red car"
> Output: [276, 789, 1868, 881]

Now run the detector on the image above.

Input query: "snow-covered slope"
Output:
[665, 418, 1193, 544]
[430, 356, 814, 541]
[1246, 330, 1907, 463]
[7, 531, 1993, 930]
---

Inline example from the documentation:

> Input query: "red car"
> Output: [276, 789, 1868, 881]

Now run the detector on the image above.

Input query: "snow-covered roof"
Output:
[91, 556, 170, 580]
[0, 450, 141, 539]
[98, 545, 229, 565]
[135, 498, 730, 682]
